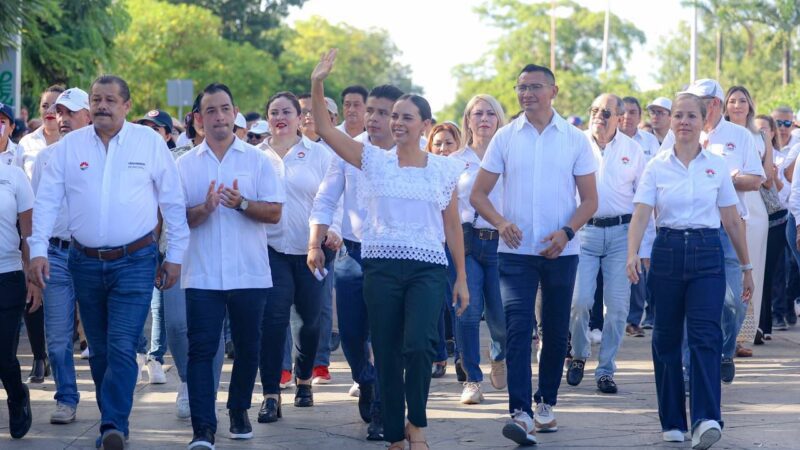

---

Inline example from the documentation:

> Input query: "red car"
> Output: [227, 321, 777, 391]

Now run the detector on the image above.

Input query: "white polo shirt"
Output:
[262, 137, 333, 255]
[178, 138, 284, 290]
[632, 129, 660, 161]
[29, 122, 190, 264]
[0, 140, 24, 168]
[19, 126, 51, 177]
[30, 142, 70, 241]
[450, 146, 503, 229]
[481, 110, 597, 256]
[584, 130, 646, 218]
[635, 148, 738, 229]
[0, 164, 34, 273]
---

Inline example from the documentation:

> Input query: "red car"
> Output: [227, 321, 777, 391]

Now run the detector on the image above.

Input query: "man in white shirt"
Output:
[772, 106, 796, 150]
[30, 87, 91, 425]
[177, 83, 283, 449]
[308, 84, 405, 442]
[337, 85, 367, 138]
[0, 103, 23, 168]
[646, 97, 672, 145]
[299, 94, 338, 143]
[471, 63, 598, 445]
[566, 94, 646, 395]
[27, 75, 190, 449]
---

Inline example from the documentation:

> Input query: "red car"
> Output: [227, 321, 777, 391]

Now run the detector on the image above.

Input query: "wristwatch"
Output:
[561, 226, 575, 241]
[740, 263, 753, 272]
[236, 197, 249, 212]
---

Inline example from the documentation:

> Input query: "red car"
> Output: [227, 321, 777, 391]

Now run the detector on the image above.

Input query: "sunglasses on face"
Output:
[589, 107, 613, 120]
[247, 133, 266, 139]
[776, 120, 793, 128]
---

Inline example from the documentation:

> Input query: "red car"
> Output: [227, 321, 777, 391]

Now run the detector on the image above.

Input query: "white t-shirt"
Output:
[0, 164, 34, 273]
[449, 146, 502, 230]
[359, 144, 464, 265]
[30, 143, 70, 240]
[632, 129, 660, 161]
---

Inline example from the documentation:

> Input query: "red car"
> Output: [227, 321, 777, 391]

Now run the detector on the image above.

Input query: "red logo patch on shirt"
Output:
[706, 168, 715, 177]
[147, 110, 160, 117]
[621, 156, 630, 165]
[79, 161, 89, 171]
[297, 151, 306, 159]
[725, 142, 735, 151]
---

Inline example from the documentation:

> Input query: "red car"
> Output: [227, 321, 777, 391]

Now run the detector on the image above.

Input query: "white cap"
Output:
[794, 109, 800, 123]
[679, 78, 724, 101]
[56, 88, 89, 112]
[324, 97, 338, 115]
[647, 97, 672, 112]
[234, 112, 246, 129]
[248, 119, 269, 135]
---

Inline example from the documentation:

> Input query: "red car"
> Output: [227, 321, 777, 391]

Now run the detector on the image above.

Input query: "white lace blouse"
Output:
[358, 144, 464, 265]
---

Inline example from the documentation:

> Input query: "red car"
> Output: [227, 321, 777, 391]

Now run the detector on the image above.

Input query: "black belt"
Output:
[769, 209, 788, 222]
[73, 234, 155, 261]
[588, 214, 632, 228]
[474, 228, 499, 240]
[49, 237, 71, 250]
[343, 238, 361, 254]
[657, 227, 720, 238]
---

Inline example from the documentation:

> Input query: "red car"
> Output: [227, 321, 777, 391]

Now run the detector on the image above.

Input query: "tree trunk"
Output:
[716, 28, 723, 80]
[783, 37, 791, 86]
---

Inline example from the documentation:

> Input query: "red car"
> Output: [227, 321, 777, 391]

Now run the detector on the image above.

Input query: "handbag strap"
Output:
[472, 211, 479, 227]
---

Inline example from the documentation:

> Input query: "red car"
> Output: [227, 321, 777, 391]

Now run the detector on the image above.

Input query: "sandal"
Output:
[406, 424, 430, 450]
[388, 442, 406, 450]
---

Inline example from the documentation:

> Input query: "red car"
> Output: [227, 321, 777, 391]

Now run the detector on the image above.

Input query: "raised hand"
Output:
[205, 180, 223, 214]
[221, 178, 242, 209]
[311, 49, 338, 82]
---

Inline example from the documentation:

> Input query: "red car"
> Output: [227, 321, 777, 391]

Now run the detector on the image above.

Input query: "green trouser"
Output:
[362, 257, 446, 443]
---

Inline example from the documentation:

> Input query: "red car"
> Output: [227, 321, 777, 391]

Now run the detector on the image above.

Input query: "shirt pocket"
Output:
[120, 166, 152, 203]
[235, 173, 254, 200]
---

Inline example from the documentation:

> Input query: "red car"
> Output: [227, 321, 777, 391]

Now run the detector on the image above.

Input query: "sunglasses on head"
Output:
[589, 107, 613, 120]
[776, 120, 793, 128]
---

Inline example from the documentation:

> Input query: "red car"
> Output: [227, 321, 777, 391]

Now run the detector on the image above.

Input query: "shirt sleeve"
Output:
[27, 141, 66, 259]
[572, 132, 598, 176]
[152, 139, 189, 265]
[14, 167, 34, 212]
[310, 155, 346, 228]
[791, 159, 800, 222]
[480, 130, 505, 174]
[256, 152, 286, 203]
[740, 131, 766, 180]
[30, 146, 48, 194]
[633, 159, 658, 207]
[717, 165, 739, 207]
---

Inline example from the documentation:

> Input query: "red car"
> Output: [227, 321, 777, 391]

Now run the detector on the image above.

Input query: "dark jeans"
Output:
[69, 240, 158, 436]
[363, 258, 445, 443]
[499, 253, 578, 415]
[649, 228, 724, 433]
[760, 221, 787, 334]
[186, 288, 267, 435]
[590, 272, 604, 330]
[628, 266, 654, 326]
[23, 303, 47, 360]
[260, 247, 325, 394]
[0, 271, 27, 405]
[778, 215, 800, 323]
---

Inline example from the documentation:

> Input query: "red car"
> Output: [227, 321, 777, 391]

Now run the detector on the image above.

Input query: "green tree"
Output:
[112, 0, 281, 117]
[438, 0, 645, 122]
[0, 0, 56, 49]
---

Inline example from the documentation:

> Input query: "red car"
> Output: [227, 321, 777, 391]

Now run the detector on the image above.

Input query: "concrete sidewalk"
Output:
[1, 324, 798, 449]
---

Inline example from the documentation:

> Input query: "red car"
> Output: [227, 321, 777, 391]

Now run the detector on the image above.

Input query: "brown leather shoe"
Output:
[625, 324, 645, 337]
[735, 344, 753, 357]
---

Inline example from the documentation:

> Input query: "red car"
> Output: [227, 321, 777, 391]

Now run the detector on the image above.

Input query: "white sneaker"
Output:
[50, 402, 77, 424]
[663, 429, 685, 442]
[348, 382, 360, 398]
[534, 403, 558, 432]
[80, 348, 90, 359]
[589, 328, 603, 345]
[136, 353, 146, 384]
[147, 359, 167, 384]
[490, 359, 507, 390]
[460, 382, 484, 405]
[692, 420, 721, 449]
[502, 409, 538, 445]
[176, 382, 191, 419]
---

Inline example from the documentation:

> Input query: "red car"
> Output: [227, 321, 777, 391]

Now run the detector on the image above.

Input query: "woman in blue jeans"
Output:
[626, 93, 753, 450]
[446, 94, 508, 404]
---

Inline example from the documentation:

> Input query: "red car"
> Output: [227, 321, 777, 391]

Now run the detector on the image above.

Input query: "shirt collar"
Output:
[514, 108, 565, 133]
[90, 120, 131, 145]
[666, 146, 710, 163]
[0, 140, 18, 154]
[197, 135, 246, 156]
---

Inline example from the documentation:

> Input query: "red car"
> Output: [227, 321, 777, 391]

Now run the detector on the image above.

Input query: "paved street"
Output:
[1, 322, 798, 449]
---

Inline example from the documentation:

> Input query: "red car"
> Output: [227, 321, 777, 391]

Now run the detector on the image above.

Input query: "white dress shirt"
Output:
[632, 129, 660, 161]
[177, 137, 285, 290]
[0, 140, 24, 168]
[481, 110, 598, 256]
[262, 137, 333, 255]
[29, 122, 190, 264]
[449, 146, 502, 229]
[19, 126, 51, 177]
[30, 143, 70, 240]
[0, 164, 34, 273]
[584, 130, 646, 218]
[635, 148, 739, 229]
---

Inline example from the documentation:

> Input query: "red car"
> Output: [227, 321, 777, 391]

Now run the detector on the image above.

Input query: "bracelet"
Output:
[740, 263, 753, 272]
[308, 246, 322, 251]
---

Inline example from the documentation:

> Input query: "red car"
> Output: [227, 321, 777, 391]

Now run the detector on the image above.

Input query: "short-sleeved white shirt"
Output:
[177, 138, 285, 290]
[481, 110, 598, 256]
[632, 129, 660, 161]
[450, 146, 503, 230]
[0, 140, 24, 168]
[261, 137, 333, 255]
[634, 148, 738, 229]
[359, 145, 464, 265]
[19, 126, 51, 177]
[584, 130, 646, 218]
[0, 164, 34, 273]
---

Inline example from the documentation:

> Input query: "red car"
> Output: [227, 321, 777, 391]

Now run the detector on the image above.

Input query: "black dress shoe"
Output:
[229, 409, 253, 439]
[26, 358, 50, 384]
[358, 383, 374, 423]
[446, 339, 456, 357]
[597, 375, 618, 394]
[189, 427, 215, 449]
[721, 358, 735, 384]
[257, 396, 281, 423]
[566, 359, 585, 386]
[294, 384, 314, 407]
[431, 363, 446, 379]
[754, 329, 765, 345]
[366, 406, 384, 441]
[455, 359, 467, 383]
[225, 341, 235, 360]
[8, 384, 32, 439]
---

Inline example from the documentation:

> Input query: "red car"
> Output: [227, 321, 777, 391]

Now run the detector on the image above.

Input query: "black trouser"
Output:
[589, 272, 604, 330]
[1, 271, 28, 404]
[761, 221, 788, 335]
[24, 304, 47, 360]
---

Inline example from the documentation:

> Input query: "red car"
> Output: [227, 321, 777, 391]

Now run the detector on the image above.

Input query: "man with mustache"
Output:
[337, 85, 368, 138]
[27, 75, 189, 449]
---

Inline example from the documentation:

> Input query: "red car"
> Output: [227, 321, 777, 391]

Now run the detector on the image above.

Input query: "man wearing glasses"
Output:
[772, 106, 797, 150]
[247, 120, 270, 146]
[471, 64, 598, 446]
[646, 97, 672, 145]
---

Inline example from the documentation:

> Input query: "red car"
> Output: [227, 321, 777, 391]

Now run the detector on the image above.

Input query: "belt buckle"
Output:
[478, 229, 492, 240]
[96, 248, 114, 261]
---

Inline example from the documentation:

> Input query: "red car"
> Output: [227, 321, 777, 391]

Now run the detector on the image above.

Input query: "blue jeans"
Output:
[628, 266, 654, 326]
[42, 244, 79, 408]
[186, 288, 266, 435]
[780, 215, 800, 322]
[570, 224, 631, 380]
[148, 287, 166, 363]
[499, 253, 578, 415]
[719, 227, 745, 359]
[69, 240, 158, 436]
[436, 249, 458, 363]
[649, 228, 724, 433]
[457, 234, 505, 382]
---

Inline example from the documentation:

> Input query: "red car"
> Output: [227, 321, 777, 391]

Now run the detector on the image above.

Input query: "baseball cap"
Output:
[679, 79, 724, 101]
[248, 119, 269, 135]
[324, 97, 338, 115]
[234, 112, 246, 129]
[0, 102, 13, 122]
[647, 97, 673, 111]
[55, 88, 89, 112]
[137, 109, 173, 134]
